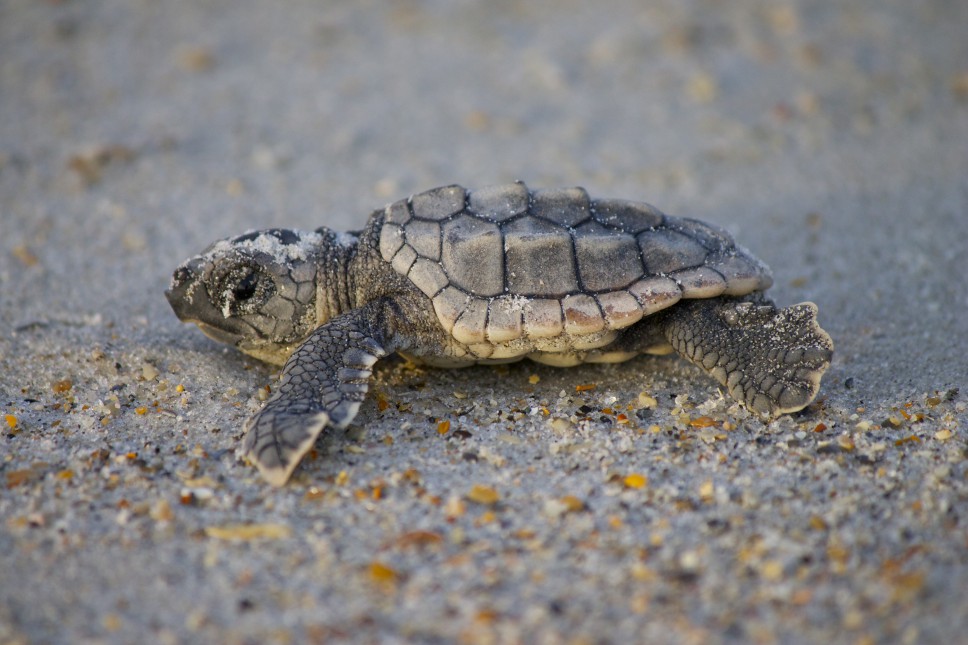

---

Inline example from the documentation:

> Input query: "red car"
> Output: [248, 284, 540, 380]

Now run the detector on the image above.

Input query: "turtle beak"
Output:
[194, 322, 246, 346]
[165, 258, 208, 323]
[166, 258, 251, 349]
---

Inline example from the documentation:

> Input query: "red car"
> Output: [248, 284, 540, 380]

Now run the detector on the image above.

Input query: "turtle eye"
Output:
[232, 270, 259, 302]
[213, 264, 275, 316]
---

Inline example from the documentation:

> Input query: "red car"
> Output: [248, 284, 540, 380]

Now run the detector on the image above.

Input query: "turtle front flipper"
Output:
[242, 302, 389, 486]
[661, 297, 833, 418]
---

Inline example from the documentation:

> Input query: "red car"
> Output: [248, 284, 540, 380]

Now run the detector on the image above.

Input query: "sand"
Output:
[2, 1, 967, 643]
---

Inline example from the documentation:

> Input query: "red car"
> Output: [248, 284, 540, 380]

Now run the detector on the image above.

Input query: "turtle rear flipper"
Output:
[661, 298, 833, 417]
[242, 302, 389, 486]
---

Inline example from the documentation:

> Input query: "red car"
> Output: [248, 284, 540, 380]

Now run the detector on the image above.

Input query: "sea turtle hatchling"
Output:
[166, 182, 833, 486]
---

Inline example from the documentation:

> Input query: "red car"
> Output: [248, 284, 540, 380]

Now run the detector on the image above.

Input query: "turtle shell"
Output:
[378, 182, 771, 356]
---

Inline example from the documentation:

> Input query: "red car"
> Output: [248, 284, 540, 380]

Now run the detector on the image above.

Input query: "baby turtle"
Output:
[167, 182, 833, 485]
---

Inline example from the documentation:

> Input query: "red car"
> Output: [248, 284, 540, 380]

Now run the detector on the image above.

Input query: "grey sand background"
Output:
[2, 1, 967, 643]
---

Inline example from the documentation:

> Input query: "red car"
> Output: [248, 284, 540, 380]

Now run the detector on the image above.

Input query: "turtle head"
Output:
[166, 228, 325, 365]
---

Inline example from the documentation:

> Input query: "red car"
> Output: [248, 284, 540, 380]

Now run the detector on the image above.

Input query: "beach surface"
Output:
[2, 1, 967, 642]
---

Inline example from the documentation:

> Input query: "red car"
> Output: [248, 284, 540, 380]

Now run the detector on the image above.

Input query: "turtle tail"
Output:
[661, 296, 834, 418]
